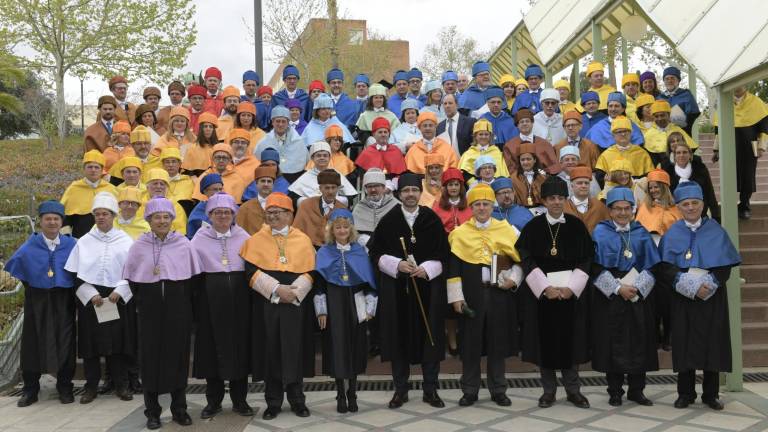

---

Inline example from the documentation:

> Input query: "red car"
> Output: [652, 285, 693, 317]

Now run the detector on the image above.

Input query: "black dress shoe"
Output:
[608, 395, 622, 406]
[674, 396, 693, 409]
[115, 388, 133, 401]
[388, 392, 408, 409]
[262, 406, 281, 420]
[17, 393, 38, 407]
[59, 391, 75, 404]
[232, 402, 254, 416]
[422, 391, 445, 408]
[146, 416, 161, 430]
[538, 392, 556, 408]
[200, 404, 222, 419]
[336, 394, 348, 413]
[491, 393, 512, 406]
[347, 393, 358, 412]
[458, 394, 478, 406]
[291, 403, 310, 417]
[129, 378, 143, 393]
[702, 398, 724, 410]
[80, 388, 98, 404]
[99, 379, 114, 394]
[628, 393, 653, 406]
[739, 209, 751, 220]
[661, 343, 672, 352]
[448, 346, 459, 357]
[567, 392, 590, 409]
[172, 412, 193, 426]
[491, 393, 512, 407]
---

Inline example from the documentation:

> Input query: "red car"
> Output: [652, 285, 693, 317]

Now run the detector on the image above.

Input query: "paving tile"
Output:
[346, 408, 414, 428]
[490, 416, 561, 432]
[623, 403, 689, 421]
[392, 418, 464, 432]
[686, 412, 762, 431]
[529, 404, 600, 422]
[588, 413, 662, 432]
[437, 406, 508, 425]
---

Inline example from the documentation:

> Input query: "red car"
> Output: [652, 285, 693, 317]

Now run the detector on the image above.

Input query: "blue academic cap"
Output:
[673, 181, 704, 203]
[580, 91, 600, 105]
[472, 61, 490, 77]
[606, 187, 635, 207]
[38, 200, 65, 218]
[282, 65, 300, 80]
[442, 70, 459, 83]
[525, 64, 544, 79]
[354, 73, 370, 86]
[326, 68, 344, 83]
[607, 91, 627, 107]
[491, 177, 513, 192]
[242, 70, 260, 85]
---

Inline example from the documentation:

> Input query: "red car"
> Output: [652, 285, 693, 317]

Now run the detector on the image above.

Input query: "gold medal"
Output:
[47, 269, 54, 278]
[221, 258, 229, 266]
[341, 274, 349, 281]
[685, 250, 692, 260]
[410, 235, 416, 244]
[623, 249, 633, 259]
[279, 256, 288, 264]
[527, 196, 533, 206]
[550, 246, 558, 256]
[153, 266, 161, 275]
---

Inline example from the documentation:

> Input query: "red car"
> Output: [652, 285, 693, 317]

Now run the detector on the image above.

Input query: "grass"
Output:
[0, 136, 82, 339]
[0, 135, 83, 217]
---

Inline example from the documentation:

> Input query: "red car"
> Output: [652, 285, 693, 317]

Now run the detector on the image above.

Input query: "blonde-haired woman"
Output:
[314, 209, 377, 414]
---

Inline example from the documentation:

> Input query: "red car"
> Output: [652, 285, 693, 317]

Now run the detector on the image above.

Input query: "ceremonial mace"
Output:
[399, 237, 435, 347]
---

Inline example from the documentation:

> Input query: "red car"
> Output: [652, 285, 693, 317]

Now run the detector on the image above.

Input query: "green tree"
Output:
[417, 26, 491, 81]
[0, 0, 197, 145]
[0, 44, 24, 116]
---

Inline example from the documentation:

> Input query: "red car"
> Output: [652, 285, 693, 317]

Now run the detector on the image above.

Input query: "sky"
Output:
[64, 0, 529, 105]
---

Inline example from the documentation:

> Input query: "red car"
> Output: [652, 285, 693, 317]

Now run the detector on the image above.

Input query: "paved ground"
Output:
[2, 374, 768, 431]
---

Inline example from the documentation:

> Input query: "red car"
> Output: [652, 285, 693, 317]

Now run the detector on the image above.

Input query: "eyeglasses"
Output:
[213, 155, 231, 161]
[613, 130, 631, 136]
[211, 210, 233, 217]
[542, 100, 558, 106]
[265, 210, 288, 216]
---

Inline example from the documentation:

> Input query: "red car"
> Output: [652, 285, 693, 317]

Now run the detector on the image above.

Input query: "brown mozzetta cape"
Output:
[510, 170, 546, 207]
[292, 196, 347, 247]
[83, 122, 111, 153]
[236, 198, 266, 235]
[553, 137, 601, 170]
[563, 197, 610, 233]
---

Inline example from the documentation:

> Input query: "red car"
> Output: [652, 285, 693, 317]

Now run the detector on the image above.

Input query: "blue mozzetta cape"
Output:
[592, 220, 660, 271]
[315, 242, 377, 289]
[5, 233, 76, 289]
[658, 217, 740, 269]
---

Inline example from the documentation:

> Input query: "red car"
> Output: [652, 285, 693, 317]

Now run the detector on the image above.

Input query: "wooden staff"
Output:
[399, 237, 435, 347]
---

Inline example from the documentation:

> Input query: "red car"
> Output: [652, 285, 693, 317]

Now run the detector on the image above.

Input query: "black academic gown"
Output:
[516, 214, 593, 370]
[658, 265, 733, 372]
[192, 272, 251, 380]
[589, 268, 659, 373]
[447, 255, 519, 360]
[66, 214, 95, 239]
[76, 282, 136, 359]
[130, 279, 193, 394]
[317, 277, 370, 378]
[243, 264, 315, 384]
[368, 204, 448, 365]
[21, 284, 76, 374]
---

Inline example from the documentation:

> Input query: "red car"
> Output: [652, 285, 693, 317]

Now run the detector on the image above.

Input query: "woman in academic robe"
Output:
[60, 150, 118, 238]
[122, 197, 201, 430]
[516, 175, 593, 409]
[239, 192, 316, 421]
[313, 209, 377, 414]
[590, 187, 661, 407]
[432, 167, 472, 234]
[510, 143, 546, 212]
[635, 169, 681, 351]
[355, 83, 401, 146]
[446, 184, 523, 407]
[662, 139, 720, 222]
[190, 192, 254, 419]
[657, 181, 741, 411]
[64, 192, 136, 403]
[5, 201, 77, 408]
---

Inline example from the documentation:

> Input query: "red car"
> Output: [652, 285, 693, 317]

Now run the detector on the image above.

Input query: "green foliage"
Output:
[0, 48, 24, 115]
[418, 26, 491, 80]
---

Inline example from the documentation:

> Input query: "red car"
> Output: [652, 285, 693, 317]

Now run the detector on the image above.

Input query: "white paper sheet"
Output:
[546, 270, 572, 287]
[354, 291, 367, 323]
[620, 268, 640, 286]
[688, 267, 709, 278]
[95, 298, 120, 323]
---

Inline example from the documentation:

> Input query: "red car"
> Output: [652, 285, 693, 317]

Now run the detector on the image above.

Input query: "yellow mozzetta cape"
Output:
[135, 199, 188, 235]
[458, 145, 510, 178]
[448, 217, 521, 265]
[239, 225, 316, 273]
[712, 92, 768, 128]
[60, 179, 118, 215]
[168, 175, 195, 201]
[643, 123, 698, 153]
[596, 145, 655, 177]
[113, 216, 150, 240]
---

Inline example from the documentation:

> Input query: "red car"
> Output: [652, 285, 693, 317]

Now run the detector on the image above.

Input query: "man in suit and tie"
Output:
[437, 94, 476, 157]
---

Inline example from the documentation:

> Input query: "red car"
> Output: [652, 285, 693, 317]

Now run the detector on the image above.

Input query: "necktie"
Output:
[447, 118, 454, 145]
[105, 121, 112, 135]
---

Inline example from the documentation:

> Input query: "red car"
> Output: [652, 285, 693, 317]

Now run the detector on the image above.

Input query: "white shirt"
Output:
[84, 178, 101, 188]
[272, 226, 289, 236]
[445, 113, 460, 152]
[257, 195, 268, 209]
[402, 206, 419, 228]
[336, 242, 351, 252]
[570, 196, 589, 214]
[43, 234, 60, 251]
[423, 139, 433, 152]
[684, 218, 702, 232]
[613, 221, 630, 232]
[322, 200, 335, 215]
[102, 119, 113, 131]
[64, 226, 133, 304]
[475, 219, 491, 230]
[286, 90, 297, 98]
[519, 133, 534, 142]
[545, 211, 566, 224]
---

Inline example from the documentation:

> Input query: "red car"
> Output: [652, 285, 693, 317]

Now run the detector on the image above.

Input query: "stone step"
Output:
[745, 344, 768, 367]
[742, 302, 768, 322]
[743, 322, 768, 344]
[739, 217, 768, 233]
[741, 265, 768, 283]
[739, 248, 768, 265]
[742, 283, 768, 302]
[739, 232, 768, 247]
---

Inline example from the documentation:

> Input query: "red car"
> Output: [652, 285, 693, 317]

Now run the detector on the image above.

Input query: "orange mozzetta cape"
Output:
[239, 225, 316, 274]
